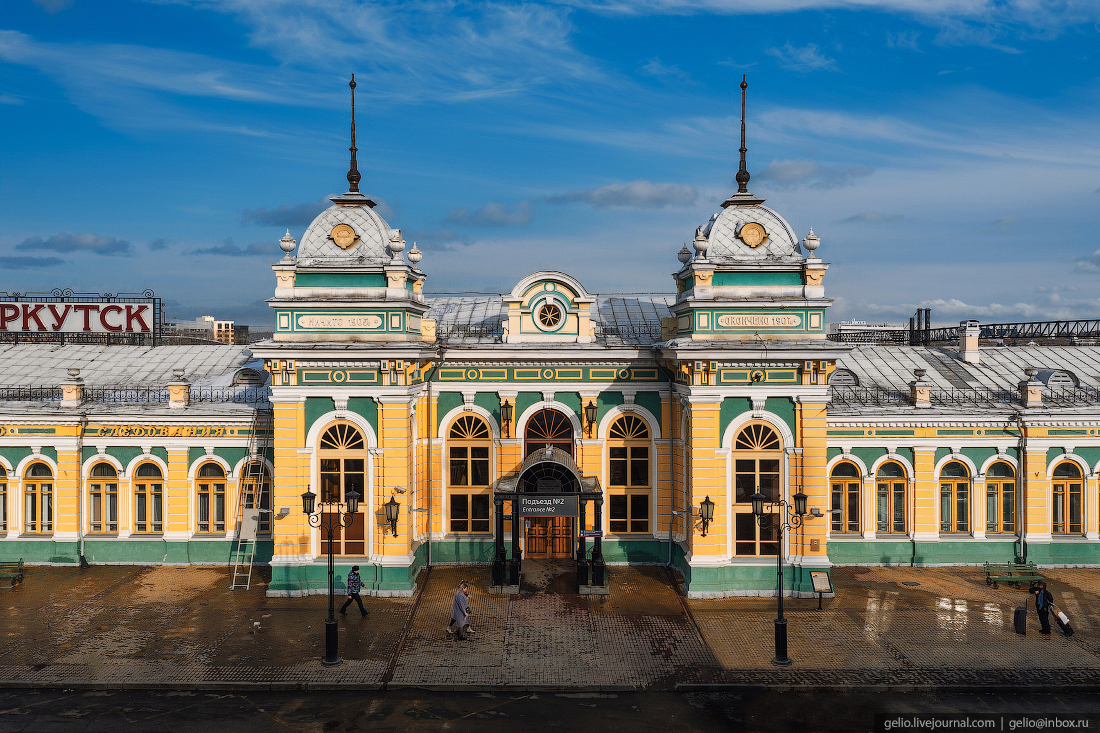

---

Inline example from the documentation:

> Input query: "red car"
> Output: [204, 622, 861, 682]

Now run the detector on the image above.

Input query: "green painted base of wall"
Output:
[0, 539, 273, 565]
[682, 562, 828, 598]
[600, 539, 666, 564]
[1023, 542, 1100, 566]
[828, 540, 1021, 566]
[268, 559, 418, 597]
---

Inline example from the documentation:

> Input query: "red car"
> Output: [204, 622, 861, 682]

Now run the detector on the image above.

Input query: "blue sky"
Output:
[2, 0, 1099, 327]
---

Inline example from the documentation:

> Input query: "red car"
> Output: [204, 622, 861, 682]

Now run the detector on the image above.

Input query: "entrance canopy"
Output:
[496, 445, 599, 494]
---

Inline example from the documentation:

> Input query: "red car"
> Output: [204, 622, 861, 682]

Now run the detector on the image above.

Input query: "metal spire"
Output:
[347, 75, 361, 194]
[721, 74, 764, 208]
[330, 75, 376, 208]
[735, 75, 749, 193]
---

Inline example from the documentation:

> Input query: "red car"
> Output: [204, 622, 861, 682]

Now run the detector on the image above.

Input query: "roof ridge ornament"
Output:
[330, 75, 377, 208]
[721, 75, 765, 208]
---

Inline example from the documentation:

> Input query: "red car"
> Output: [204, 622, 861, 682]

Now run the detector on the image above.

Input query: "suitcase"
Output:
[1054, 610, 1075, 637]
[1014, 606, 1028, 635]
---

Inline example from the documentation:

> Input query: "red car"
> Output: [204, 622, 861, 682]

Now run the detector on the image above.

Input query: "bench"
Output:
[983, 561, 1043, 590]
[0, 559, 24, 587]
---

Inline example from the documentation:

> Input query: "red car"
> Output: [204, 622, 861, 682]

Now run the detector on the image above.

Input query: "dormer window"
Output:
[829, 368, 859, 386]
[536, 301, 563, 330]
[1035, 369, 1078, 389]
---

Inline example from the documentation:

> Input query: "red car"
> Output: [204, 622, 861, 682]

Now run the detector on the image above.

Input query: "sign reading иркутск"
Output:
[0, 302, 153, 333]
[518, 495, 579, 517]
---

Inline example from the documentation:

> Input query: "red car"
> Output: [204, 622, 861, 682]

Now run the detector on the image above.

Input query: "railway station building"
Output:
[3, 101, 1100, 598]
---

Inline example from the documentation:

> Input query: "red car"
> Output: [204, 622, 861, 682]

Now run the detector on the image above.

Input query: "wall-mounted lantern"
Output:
[699, 495, 715, 536]
[500, 400, 514, 438]
[384, 495, 401, 537]
[584, 400, 598, 438]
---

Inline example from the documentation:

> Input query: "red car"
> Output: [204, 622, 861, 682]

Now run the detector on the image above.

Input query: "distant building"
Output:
[165, 316, 250, 344]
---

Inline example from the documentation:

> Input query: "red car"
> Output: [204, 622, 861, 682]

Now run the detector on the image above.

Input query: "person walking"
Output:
[1033, 581, 1054, 635]
[446, 580, 471, 640]
[339, 565, 368, 617]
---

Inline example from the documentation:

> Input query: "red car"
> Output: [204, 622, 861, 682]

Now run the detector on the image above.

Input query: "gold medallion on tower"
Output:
[738, 222, 767, 248]
[329, 223, 359, 250]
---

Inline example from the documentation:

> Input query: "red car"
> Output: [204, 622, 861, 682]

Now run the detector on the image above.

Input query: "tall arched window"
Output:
[0, 465, 8, 532]
[318, 423, 366, 554]
[939, 461, 970, 534]
[524, 409, 574, 457]
[608, 414, 651, 534]
[448, 415, 492, 534]
[985, 462, 1016, 534]
[89, 463, 118, 533]
[23, 462, 54, 534]
[830, 462, 860, 533]
[1052, 462, 1083, 535]
[196, 462, 227, 533]
[733, 423, 781, 556]
[134, 462, 163, 534]
[876, 462, 907, 534]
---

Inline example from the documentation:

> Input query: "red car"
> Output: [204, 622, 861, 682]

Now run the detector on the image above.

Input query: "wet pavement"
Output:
[1, 562, 1099, 691]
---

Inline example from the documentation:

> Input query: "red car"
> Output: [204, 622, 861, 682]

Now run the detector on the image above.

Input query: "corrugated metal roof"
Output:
[0, 344, 253, 388]
[836, 345, 1100, 392]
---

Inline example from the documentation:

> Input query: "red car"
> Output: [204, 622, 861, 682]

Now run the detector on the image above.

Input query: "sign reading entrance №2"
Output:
[518, 495, 579, 516]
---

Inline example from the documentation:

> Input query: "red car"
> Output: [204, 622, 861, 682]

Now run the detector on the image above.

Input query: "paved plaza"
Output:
[1, 561, 1098, 691]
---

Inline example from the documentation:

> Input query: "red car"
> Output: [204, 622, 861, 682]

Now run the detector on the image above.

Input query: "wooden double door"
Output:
[525, 516, 575, 559]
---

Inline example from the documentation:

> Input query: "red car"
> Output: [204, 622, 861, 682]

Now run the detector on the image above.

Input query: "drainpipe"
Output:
[1016, 411, 1028, 564]
[76, 411, 89, 568]
[660, 351, 677, 568]
[424, 343, 447, 569]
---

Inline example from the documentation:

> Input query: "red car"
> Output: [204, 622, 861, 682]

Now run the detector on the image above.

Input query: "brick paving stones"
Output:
[3, 562, 1100, 690]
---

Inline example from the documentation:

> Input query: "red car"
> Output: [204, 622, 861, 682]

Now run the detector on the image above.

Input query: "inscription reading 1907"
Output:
[716, 314, 802, 328]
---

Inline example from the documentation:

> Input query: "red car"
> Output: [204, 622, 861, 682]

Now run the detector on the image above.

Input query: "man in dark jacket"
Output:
[340, 565, 368, 617]
[447, 580, 471, 640]
[1033, 581, 1053, 635]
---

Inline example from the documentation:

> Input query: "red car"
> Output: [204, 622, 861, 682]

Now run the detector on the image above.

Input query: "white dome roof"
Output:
[701, 203, 802, 264]
[295, 202, 394, 266]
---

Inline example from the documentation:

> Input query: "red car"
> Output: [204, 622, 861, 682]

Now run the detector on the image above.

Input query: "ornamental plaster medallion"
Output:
[738, 222, 767, 248]
[329, 223, 360, 250]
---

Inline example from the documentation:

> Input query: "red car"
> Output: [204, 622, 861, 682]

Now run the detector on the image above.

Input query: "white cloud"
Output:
[16, 232, 132, 256]
[446, 200, 535, 227]
[546, 180, 698, 208]
[757, 159, 873, 189]
[639, 57, 694, 82]
[1073, 249, 1100, 273]
[886, 30, 922, 50]
[841, 212, 904, 222]
[765, 43, 839, 72]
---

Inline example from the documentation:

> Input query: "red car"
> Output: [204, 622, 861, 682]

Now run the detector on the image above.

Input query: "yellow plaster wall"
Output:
[686, 400, 724, 556]
[54, 449, 79, 533]
[912, 448, 937, 534]
[166, 448, 190, 534]
[1023, 450, 1050, 535]
[272, 399, 310, 558]
[798, 401, 828, 558]
[375, 398, 413, 557]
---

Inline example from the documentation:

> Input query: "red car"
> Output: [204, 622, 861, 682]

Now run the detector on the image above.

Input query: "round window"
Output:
[536, 302, 563, 330]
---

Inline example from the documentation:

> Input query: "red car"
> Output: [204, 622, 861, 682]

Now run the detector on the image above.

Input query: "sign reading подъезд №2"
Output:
[518, 495, 579, 517]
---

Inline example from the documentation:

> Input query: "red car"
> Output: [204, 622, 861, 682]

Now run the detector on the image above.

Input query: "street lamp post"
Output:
[750, 489, 809, 667]
[302, 486, 361, 667]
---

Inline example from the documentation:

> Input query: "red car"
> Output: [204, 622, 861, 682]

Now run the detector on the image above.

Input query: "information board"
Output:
[809, 571, 833, 594]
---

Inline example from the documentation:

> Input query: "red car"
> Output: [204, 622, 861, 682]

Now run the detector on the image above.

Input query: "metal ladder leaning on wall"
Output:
[230, 405, 274, 590]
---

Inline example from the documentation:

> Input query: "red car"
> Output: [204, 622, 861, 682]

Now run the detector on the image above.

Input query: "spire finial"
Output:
[735, 75, 750, 194]
[347, 75, 361, 194]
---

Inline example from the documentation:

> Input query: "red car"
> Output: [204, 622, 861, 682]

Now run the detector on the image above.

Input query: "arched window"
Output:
[448, 415, 492, 534]
[524, 409, 574, 457]
[319, 423, 366, 554]
[197, 462, 227, 533]
[239, 461, 272, 535]
[1052, 462, 1083, 535]
[89, 463, 118, 533]
[0, 465, 6, 532]
[876, 462, 907, 534]
[134, 462, 163, 534]
[733, 423, 781, 556]
[608, 415, 651, 534]
[830, 462, 860, 533]
[828, 369, 859, 386]
[985, 462, 1016, 534]
[23, 462, 54, 534]
[939, 461, 970, 534]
